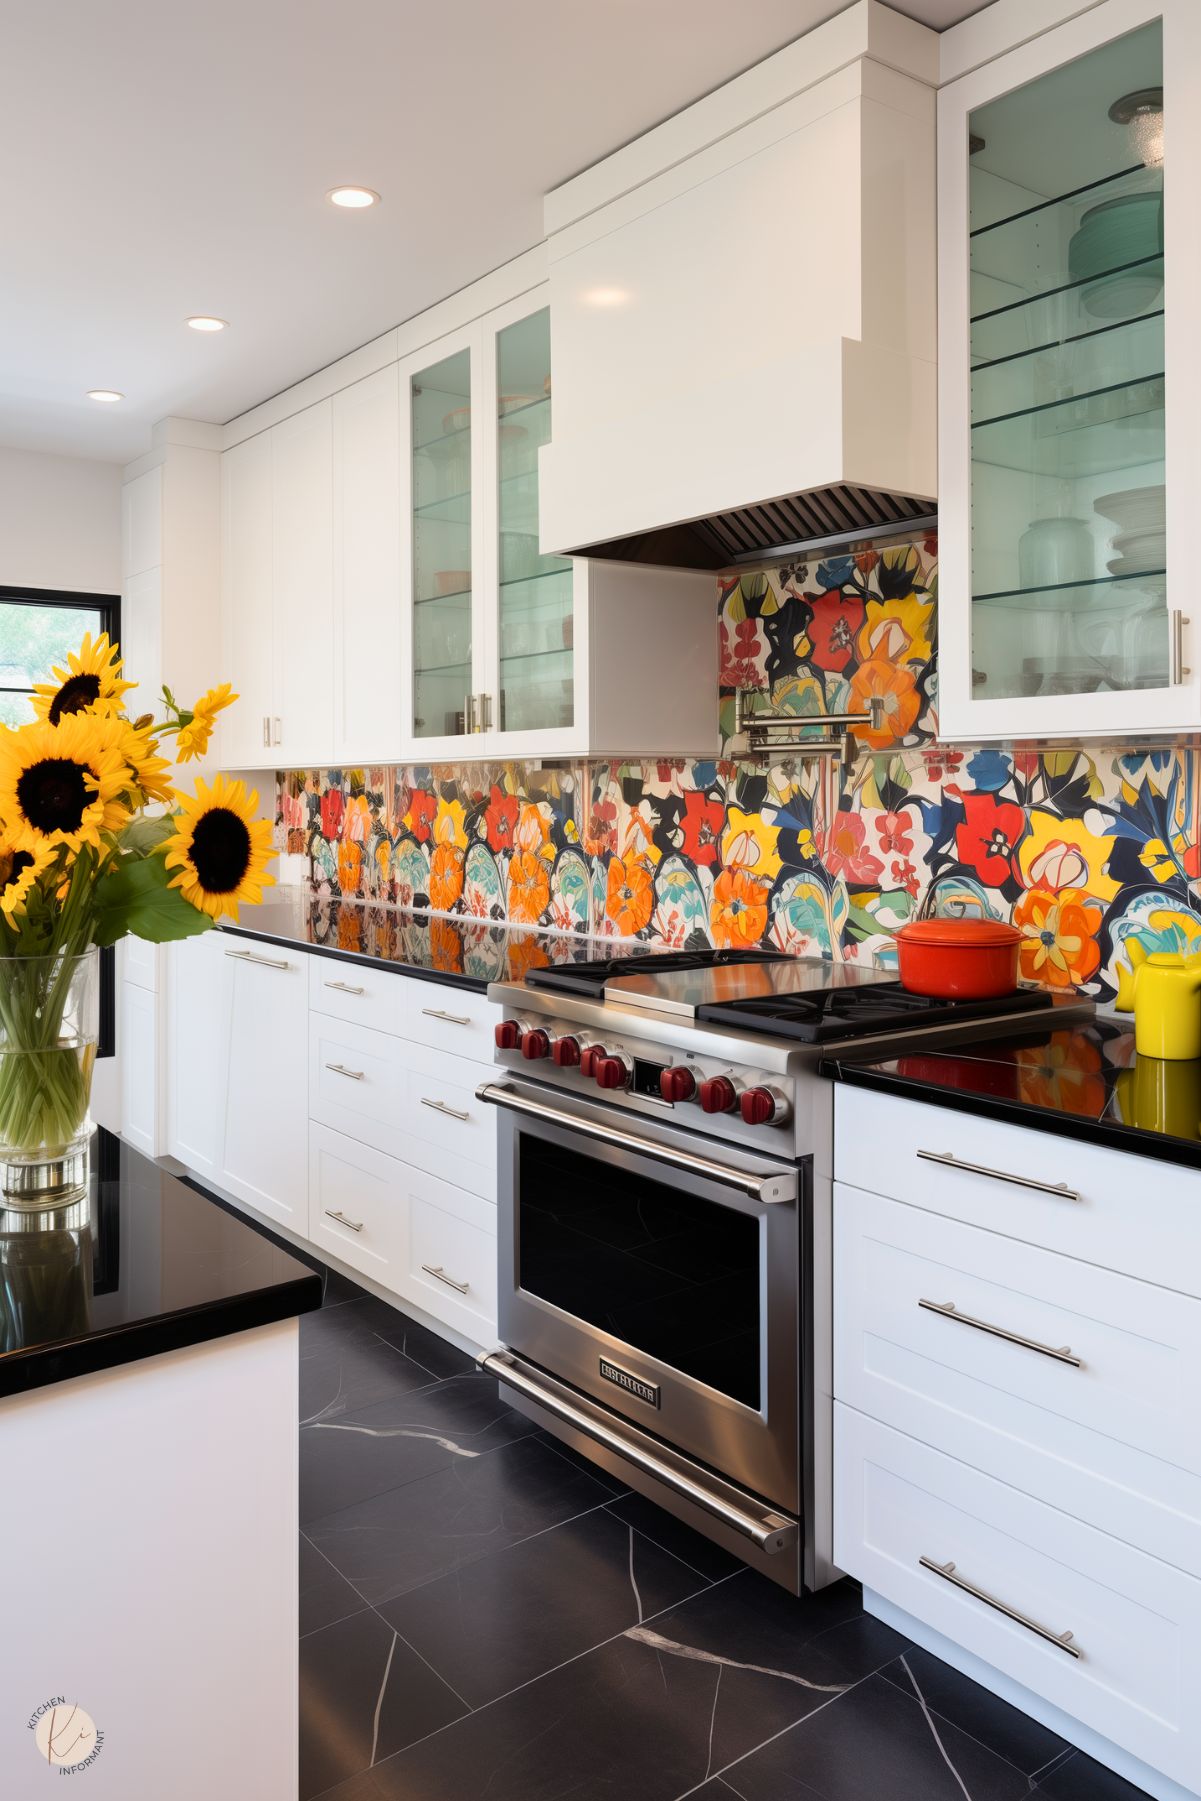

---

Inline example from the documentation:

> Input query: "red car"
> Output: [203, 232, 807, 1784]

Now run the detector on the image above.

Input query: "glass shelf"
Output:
[973, 569, 1166, 611]
[971, 159, 1153, 242]
[971, 372, 1164, 477]
[414, 587, 471, 608]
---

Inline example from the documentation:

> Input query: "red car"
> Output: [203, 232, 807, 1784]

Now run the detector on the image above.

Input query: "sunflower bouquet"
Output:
[0, 634, 274, 1190]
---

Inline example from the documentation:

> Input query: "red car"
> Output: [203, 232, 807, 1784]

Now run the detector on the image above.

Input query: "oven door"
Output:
[482, 1076, 805, 1514]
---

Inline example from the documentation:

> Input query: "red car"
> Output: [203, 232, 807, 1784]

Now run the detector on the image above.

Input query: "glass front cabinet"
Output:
[401, 289, 582, 758]
[938, 0, 1201, 739]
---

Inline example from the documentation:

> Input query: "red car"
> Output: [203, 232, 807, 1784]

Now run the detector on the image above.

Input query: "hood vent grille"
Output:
[581, 485, 935, 570]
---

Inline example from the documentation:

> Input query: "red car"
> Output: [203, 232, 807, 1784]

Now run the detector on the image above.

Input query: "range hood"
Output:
[538, 1, 939, 570]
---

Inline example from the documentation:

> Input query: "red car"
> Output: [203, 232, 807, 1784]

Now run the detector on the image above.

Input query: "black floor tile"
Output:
[348, 1296, 477, 1381]
[306, 1434, 617, 1607]
[377, 1501, 711, 1708]
[300, 1372, 541, 1522]
[358, 1589, 858, 1801]
[320, 1264, 366, 1308]
[880, 1645, 1069, 1777]
[299, 1607, 466, 1799]
[300, 1532, 368, 1638]
[722, 1669, 1034, 1800]
[536, 1432, 631, 1495]
[1035, 1748, 1155, 1799]
[299, 1304, 449, 1421]
[603, 1489, 746, 1580]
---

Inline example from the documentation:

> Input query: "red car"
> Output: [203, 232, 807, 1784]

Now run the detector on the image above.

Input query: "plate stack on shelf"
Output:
[1095, 482, 1166, 593]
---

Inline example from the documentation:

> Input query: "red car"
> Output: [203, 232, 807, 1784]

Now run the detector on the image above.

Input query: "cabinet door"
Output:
[478, 291, 580, 756]
[272, 400, 334, 766]
[166, 933, 229, 1180]
[219, 943, 308, 1228]
[220, 432, 275, 767]
[119, 981, 161, 1157]
[939, 0, 1201, 739]
[400, 325, 488, 755]
[333, 365, 403, 764]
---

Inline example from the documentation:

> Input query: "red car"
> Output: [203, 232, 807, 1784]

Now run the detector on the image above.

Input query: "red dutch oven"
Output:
[895, 917, 1021, 1000]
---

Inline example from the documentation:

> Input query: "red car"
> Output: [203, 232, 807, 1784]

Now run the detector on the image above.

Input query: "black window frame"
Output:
[0, 582, 121, 1059]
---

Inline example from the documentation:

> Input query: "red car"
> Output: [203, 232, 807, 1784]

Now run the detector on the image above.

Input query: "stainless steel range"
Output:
[477, 949, 1093, 1595]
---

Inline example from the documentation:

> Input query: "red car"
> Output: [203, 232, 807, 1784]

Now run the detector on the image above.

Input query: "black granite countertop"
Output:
[221, 891, 633, 991]
[0, 1129, 320, 1398]
[820, 1015, 1201, 1172]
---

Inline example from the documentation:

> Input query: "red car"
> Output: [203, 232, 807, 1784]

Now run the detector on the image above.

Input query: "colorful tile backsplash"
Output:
[274, 533, 1201, 1001]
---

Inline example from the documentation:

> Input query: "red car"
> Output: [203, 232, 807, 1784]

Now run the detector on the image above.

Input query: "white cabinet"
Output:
[219, 401, 334, 768]
[938, 0, 1201, 739]
[332, 365, 402, 764]
[272, 400, 333, 766]
[219, 942, 308, 1227]
[400, 291, 718, 759]
[119, 981, 161, 1157]
[167, 933, 227, 1181]
[220, 432, 275, 766]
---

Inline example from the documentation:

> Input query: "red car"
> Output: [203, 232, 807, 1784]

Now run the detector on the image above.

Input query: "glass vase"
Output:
[0, 949, 99, 1209]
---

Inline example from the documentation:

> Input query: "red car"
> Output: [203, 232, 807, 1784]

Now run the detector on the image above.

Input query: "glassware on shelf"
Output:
[412, 345, 472, 738]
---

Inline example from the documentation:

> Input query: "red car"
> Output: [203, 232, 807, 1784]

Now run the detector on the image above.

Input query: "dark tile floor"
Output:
[299, 1269, 1153, 1801]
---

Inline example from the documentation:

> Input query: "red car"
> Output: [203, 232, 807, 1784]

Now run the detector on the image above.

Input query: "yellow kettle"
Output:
[1115, 939, 1201, 1060]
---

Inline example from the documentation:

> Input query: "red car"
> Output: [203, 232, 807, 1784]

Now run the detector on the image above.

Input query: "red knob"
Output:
[699, 1076, 737, 1115]
[740, 1086, 777, 1126]
[595, 1056, 630, 1090]
[579, 1045, 607, 1078]
[495, 1021, 521, 1051]
[660, 1066, 696, 1104]
[552, 1035, 581, 1068]
[521, 1028, 550, 1061]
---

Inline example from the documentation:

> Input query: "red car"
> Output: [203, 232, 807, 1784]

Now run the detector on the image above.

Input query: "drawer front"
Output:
[309, 1123, 404, 1283]
[835, 1086, 1201, 1298]
[835, 1405, 1201, 1790]
[308, 955, 403, 1033]
[835, 1183, 1201, 1574]
[405, 1166, 497, 1341]
[309, 1016, 496, 1198]
[396, 981, 497, 1060]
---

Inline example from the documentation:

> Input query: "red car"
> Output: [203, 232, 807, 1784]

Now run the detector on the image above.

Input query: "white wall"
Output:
[0, 446, 121, 595]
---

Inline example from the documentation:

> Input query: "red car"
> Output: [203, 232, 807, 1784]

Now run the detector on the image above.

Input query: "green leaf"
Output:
[116, 815, 176, 855]
[91, 856, 212, 947]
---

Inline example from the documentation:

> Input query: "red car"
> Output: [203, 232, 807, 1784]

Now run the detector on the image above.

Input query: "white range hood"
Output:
[539, 0, 939, 569]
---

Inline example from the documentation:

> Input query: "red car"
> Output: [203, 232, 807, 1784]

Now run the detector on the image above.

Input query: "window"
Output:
[0, 585, 121, 1057]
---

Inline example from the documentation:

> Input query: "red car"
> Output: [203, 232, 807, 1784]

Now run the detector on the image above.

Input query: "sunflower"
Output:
[31, 633, 135, 724]
[162, 775, 275, 921]
[121, 725, 175, 805]
[0, 714, 132, 855]
[175, 684, 238, 762]
[0, 836, 50, 924]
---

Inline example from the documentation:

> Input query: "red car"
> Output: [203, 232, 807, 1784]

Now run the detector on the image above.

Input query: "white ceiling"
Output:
[0, 0, 994, 464]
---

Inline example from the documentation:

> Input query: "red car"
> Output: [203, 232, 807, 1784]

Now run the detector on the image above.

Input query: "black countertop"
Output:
[821, 1015, 1201, 1172]
[0, 1129, 320, 1399]
[221, 891, 633, 991]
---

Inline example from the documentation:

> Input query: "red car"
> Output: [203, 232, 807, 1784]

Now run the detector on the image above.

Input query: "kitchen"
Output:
[0, 0, 1196, 1797]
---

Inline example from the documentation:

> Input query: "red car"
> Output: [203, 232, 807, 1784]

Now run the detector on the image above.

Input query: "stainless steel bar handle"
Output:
[324, 1209, 363, 1233]
[273, 716, 282, 746]
[422, 1263, 469, 1293]
[476, 1082, 795, 1203]
[262, 715, 271, 747]
[479, 693, 493, 732]
[421, 1097, 470, 1121]
[422, 1008, 471, 1026]
[482, 1352, 796, 1554]
[917, 1148, 1080, 1203]
[919, 1557, 1081, 1658]
[225, 947, 292, 971]
[1171, 611, 1191, 684]
[325, 1062, 365, 1081]
[919, 1299, 1081, 1367]
[325, 980, 366, 995]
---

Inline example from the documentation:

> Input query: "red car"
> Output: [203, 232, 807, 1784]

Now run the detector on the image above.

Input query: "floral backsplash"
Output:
[274, 533, 1201, 1001]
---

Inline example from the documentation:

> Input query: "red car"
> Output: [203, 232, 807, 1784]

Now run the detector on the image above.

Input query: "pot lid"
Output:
[898, 919, 1021, 947]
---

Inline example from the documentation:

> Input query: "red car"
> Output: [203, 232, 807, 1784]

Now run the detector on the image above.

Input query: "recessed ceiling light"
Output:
[187, 315, 228, 332]
[327, 185, 380, 209]
[86, 389, 123, 403]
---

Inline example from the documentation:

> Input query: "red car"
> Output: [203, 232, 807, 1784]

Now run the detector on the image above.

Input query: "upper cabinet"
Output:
[939, 0, 1201, 740]
[332, 365, 403, 765]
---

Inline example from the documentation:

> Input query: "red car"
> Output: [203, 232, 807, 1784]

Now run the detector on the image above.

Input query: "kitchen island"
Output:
[0, 1130, 320, 1798]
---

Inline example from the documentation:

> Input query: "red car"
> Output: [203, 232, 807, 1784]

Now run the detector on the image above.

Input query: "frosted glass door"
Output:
[968, 19, 1166, 702]
[411, 347, 472, 739]
[495, 308, 573, 733]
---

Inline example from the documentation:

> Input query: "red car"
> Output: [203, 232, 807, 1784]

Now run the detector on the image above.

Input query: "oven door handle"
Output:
[476, 1082, 795, 1203]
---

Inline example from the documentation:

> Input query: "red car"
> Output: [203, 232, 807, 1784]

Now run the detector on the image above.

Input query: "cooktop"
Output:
[522, 946, 783, 1002]
[696, 980, 1058, 1044]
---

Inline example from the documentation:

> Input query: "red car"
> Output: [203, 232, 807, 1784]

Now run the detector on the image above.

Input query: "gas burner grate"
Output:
[697, 982, 1057, 1044]
[524, 948, 786, 1001]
